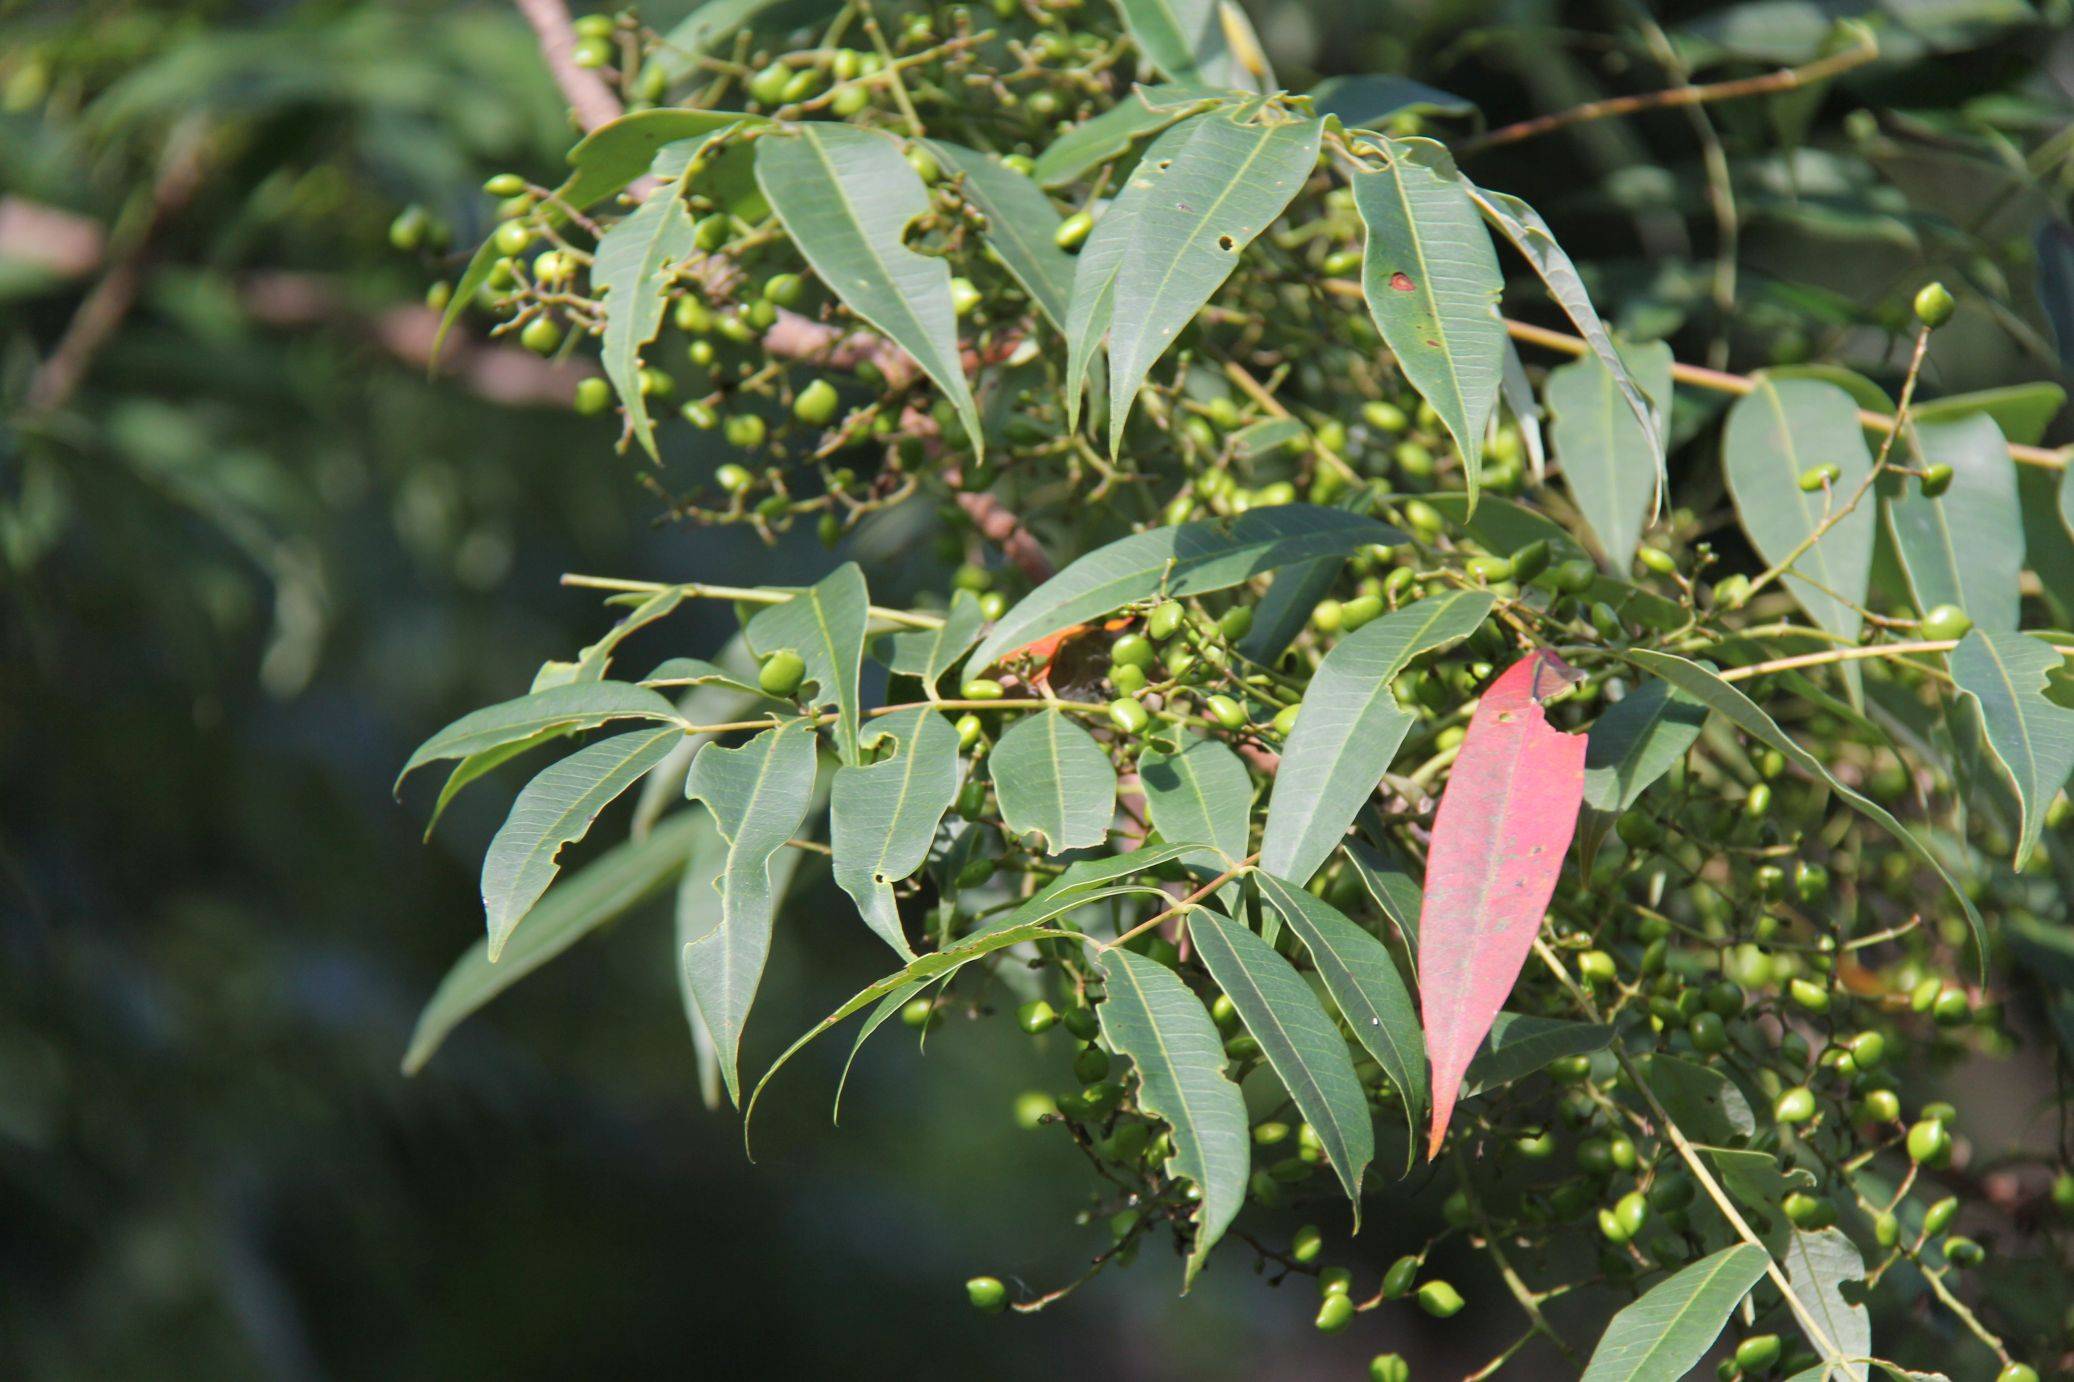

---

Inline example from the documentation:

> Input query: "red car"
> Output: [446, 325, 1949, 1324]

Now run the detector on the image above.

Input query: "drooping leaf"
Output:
[874, 588, 985, 697]
[1033, 83, 1226, 188]
[1461, 1012, 1615, 1097]
[1094, 945, 1250, 1290]
[1261, 590, 1495, 884]
[481, 727, 683, 960]
[1724, 378, 1877, 660]
[968, 504, 1404, 675]
[743, 562, 869, 764]
[423, 729, 568, 841]
[1886, 414, 2023, 631]
[991, 711, 1117, 852]
[1342, 838, 1422, 959]
[1466, 182, 1661, 497]
[1548, 339, 1676, 571]
[1138, 731, 1251, 875]
[830, 707, 962, 958]
[572, 587, 688, 679]
[1583, 677, 1705, 815]
[682, 720, 820, 1103]
[1782, 1227, 1872, 1382]
[1500, 337, 1549, 481]
[1188, 910, 1373, 1215]
[1578, 1244, 1771, 1382]
[1105, 111, 1321, 455]
[963, 842, 1208, 942]
[558, 109, 765, 213]
[1419, 652, 1587, 1159]
[1625, 649, 1987, 973]
[640, 657, 766, 698]
[755, 124, 982, 457]
[594, 174, 698, 459]
[403, 810, 706, 1075]
[1308, 75, 1477, 127]
[926, 140, 1075, 330]
[678, 809, 808, 1110]
[398, 681, 684, 788]
[1949, 628, 2074, 868]
[644, 0, 817, 83]
[1253, 871, 1426, 1146]
[1062, 114, 1209, 431]
[1351, 136, 1505, 504]
[1113, 0, 1266, 91]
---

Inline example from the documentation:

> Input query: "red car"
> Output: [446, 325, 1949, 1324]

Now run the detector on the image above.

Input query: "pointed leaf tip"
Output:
[1418, 650, 1587, 1159]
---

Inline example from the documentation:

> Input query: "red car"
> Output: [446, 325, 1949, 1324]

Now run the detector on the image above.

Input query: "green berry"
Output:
[1774, 1087, 1817, 1125]
[1636, 546, 1677, 576]
[1072, 1044, 1110, 1084]
[1205, 694, 1246, 730]
[965, 1275, 1007, 1313]
[1271, 704, 1301, 737]
[758, 650, 807, 698]
[793, 378, 840, 426]
[1290, 1224, 1323, 1264]
[482, 172, 527, 198]
[1688, 1010, 1729, 1054]
[1369, 1354, 1411, 1382]
[1416, 1279, 1465, 1318]
[1914, 280, 1956, 329]
[1146, 600, 1185, 641]
[1931, 986, 1971, 1025]
[1110, 633, 1155, 668]
[1735, 1334, 1781, 1373]
[1340, 594, 1384, 631]
[1920, 603, 1972, 641]
[715, 462, 754, 494]
[1797, 463, 1841, 492]
[1923, 1196, 1959, 1235]
[1907, 1117, 1952, 1165]
[1919, 463, 1955, 497]
[1060, 1006, 1099, 1040]
[574, 376, 613, 415]
[1381, 1254, 1420, 1298]
[519, 315, 562, 355]
[1017, 1000, 1058, 1035]
[1110, 663, 1147, 694]
[1996, 1366, 2039, 1382]
[1318, 1265, 1353, 1296]
[1054, 210, 1094, 250]
[1108, 697, 1151, 735]
[1550, 558, 1597, 595]
[900, 997, 938, 1030]
[1314, 1292, 1355, 1333]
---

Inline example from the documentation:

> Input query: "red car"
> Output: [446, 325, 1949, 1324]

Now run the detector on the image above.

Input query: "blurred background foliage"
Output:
[1, 0, 2068, 1376]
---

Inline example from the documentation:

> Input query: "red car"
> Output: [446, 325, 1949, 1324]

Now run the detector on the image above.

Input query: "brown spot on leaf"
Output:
[1389, 271, 1415, 292]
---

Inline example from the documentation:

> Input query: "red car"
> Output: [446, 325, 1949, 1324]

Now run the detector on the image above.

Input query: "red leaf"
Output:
[1419, 651, 1586, 1159]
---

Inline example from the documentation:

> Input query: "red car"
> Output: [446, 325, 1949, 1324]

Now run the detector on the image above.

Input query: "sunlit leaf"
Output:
[755, 124, 982, 456]
[682, 720, 820, 1103]
[926, 139, 1076, 330]
[1548, 339, 1675, 571]
[594, 174, 698, 459]
[1886, 414, 2023, 631]
[1419, 652, 1587, 1159]
[1949, 628, 2074, 868]
[1033, 83, 1226, 188]
[874, 588, 985, 698]
[743, 562, 869, 764]
[1188, 909, 1373, 1215]
[1261, 590, 1494, 885]
[399, 681, 684, 788]
[1351, 136, 1504, 504]
[1782, 1227, 1871, 1382]
[991, 710, 1117, 852]
[830, 707, 961, 958]
[1113, 0, 1266, 91]
[1138, 731, 1251, 876]
[482, 726, 682, 960]
[1578, 1245, 1770, 1382]
[1095, 945, 1249, 1290]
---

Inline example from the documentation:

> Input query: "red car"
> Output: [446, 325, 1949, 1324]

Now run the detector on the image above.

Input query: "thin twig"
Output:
[510, 0, 624, 133]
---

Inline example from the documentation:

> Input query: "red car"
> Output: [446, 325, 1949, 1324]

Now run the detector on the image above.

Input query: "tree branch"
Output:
[510, 0, 625, 134]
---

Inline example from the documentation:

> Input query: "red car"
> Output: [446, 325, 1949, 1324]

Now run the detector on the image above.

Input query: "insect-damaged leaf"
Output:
[1419, 652, 1587, 1159]
[829, 706, 962, 959]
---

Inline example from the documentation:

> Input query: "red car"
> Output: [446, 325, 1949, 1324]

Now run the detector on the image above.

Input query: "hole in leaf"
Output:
[1218, 234, 1235, 251]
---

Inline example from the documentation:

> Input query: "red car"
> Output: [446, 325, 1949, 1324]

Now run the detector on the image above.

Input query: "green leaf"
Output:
[1095, 944, 1250, 1290]
[481, 726, 682, 960]
[970, 504, 1405, 676]
[744, 918, 1083, 1154]
[644, 0, 815, 84]
[1626, 649, 1987, 973]
[1188, 909, 1373, 1215]
[830, 707, 961, 958]
[1462, 1012, 1614, 1097]
[1635, 1053, 1755, 1143]
[1253, 871, 1426, 1146]
[403, 810, 705, 1075]
[1237, 556, 1342, 665]
[1583, 678, 1707, 813]
[743, 562, 869, 764]
[1724, 379, 1877, 652]
[1138, 732, 1252, 874]
[925, 140, 1076, 330]
[430, 236, 502, 366]
[1260, 591, 1494, 883]
[423, 730, 568, 841]
[1113, 0, 1267, 90]
[1912, 382, 2066, 446]
[1416, 491, 1586, 562]
[1351, 137, 1505, 504]
[678, 808, 808, 1110]
[594, 175, 698, 459]
[1032, 83, 1225, 188]
[640, 657, 765, 698]
[1343, 838, 1421, 959]
[874, 588, 984, 698]
[1578, 1244, 1771, 1382]
[1308, 75, 1477, 127]
[1782, 1227, 1871, 1382]
[1949, 628, 2074, 868]
[558, 109, 765, 213]
[1704, 1146, 1816, 1253]
[1062, 114, 1209, 431]
[1887, 414, 2023, 631]
[1548, 339, 1676, 570]
[991, 710, 1117, 852]
[755, 124, 982, 458]
[964, 842, 1208, 941]
[2022, 464, 2074, 626]
[1466, 182, 1661, 498]
[682, 720, 820, 1103]
[399, 681, 683, 788]
[1106, 111, 1321, 456]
